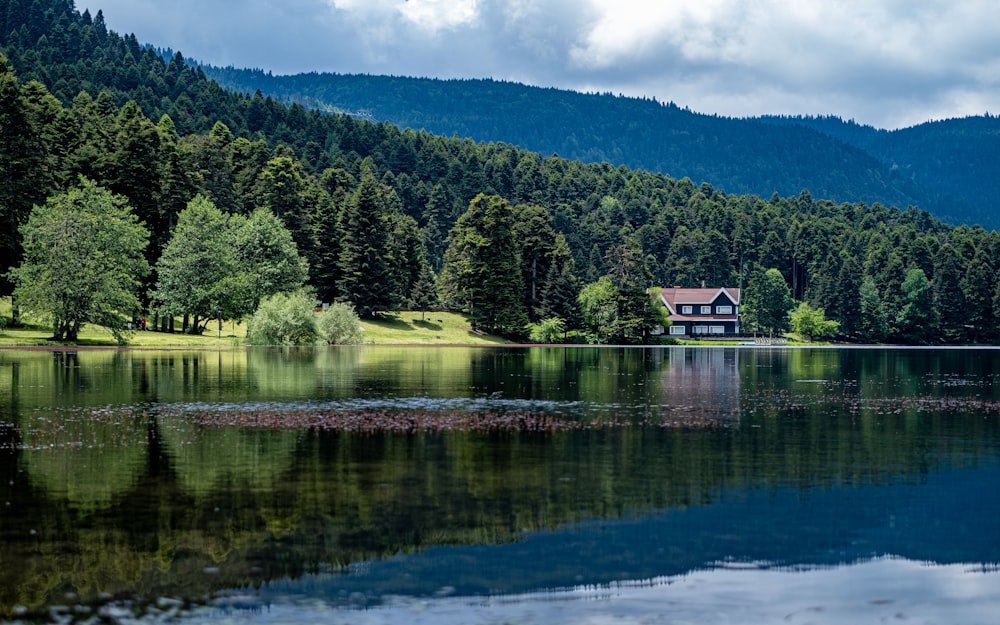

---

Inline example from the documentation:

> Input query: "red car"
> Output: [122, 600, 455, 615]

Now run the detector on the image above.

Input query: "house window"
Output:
[700, 306, 711, 314]
[710, 326, 725, 334]
[694, 325, 708, 334]
[681, 306, 693, 314]
[670, 325, 686, 335]
[717, 305, 733, 315]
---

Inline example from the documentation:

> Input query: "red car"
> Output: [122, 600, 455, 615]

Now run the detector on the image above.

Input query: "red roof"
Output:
[658, 287, 740, 315]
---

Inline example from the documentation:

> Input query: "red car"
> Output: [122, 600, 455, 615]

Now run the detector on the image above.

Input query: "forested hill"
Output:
[3, 0, 1000, 346]
[202, 67, 1000, 230]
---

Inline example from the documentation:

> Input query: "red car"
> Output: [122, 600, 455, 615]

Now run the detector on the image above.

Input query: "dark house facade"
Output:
[658, 287, 741, 337]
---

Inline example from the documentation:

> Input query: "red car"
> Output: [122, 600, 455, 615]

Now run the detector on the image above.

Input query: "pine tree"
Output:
[962, 251, 995, 343]
[336, 166, 394, 318]
[857, 276, 888, 343]
[409, 263, 439, 322]
[932, 244, 965, 343]
[439, 194, 528, 336]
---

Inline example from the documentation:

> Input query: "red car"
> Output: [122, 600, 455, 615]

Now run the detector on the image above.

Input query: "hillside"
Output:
[2, 0, 1000, 346]
[202, 67, 997, 229]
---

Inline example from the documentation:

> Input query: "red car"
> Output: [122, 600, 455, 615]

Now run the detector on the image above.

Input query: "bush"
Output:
[248, 290, 318, 345]
[317, 302, 366, 344]
[789, 301, 839, 341]
[527, 317, 566, 343]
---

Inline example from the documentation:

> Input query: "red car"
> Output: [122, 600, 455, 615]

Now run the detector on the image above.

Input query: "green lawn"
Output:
[360, 311, 512, 345]
[0, 299, 508, 347]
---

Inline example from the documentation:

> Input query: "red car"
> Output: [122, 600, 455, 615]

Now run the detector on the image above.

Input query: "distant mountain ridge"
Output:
[203, 66, 1000, 230]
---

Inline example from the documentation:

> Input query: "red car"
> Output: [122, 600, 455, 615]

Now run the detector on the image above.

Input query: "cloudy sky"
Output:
[77, 0, 1000, 130]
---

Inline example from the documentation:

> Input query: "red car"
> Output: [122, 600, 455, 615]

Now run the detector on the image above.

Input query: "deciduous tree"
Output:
[11, 179, 149, 343]
[742, 267, 793, 336]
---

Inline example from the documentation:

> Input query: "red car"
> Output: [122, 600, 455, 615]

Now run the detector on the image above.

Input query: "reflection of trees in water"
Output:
[3, 348, 1000, 617]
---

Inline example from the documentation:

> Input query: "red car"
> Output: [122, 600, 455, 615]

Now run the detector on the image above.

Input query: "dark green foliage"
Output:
[857, 277, 888, 343]
[3, 0, 1000, 344]
[440, 194, 529, 337]
[962, 251, 995, 343]
[408, 263, 439, 321]
[336, 167, 395, 318]
[896, 269, 934, 344]
[743, 267, 793, 336]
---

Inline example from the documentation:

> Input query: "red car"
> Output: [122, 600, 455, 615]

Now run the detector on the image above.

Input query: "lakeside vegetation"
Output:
[2, 1, 1000, 347]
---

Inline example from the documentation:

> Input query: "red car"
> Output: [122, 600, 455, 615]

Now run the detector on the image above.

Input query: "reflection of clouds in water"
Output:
[204, 558, 999, 625]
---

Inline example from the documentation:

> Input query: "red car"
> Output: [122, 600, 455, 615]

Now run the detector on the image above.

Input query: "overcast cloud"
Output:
[78, 0, 1000, 129]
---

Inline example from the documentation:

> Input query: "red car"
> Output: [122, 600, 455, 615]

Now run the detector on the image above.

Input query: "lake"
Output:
[1, 345, 999, 624]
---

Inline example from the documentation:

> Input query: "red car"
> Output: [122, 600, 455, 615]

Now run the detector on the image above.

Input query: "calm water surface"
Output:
[1, 346, 998, 624]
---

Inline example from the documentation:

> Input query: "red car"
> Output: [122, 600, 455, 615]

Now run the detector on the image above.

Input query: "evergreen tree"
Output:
[931, 243, 966, 343]
[961, 251, 995, 343]
[513, 203, 558, 320]
[408, 263, 439, 322]
[896, 268, 934, 344]
[857, 276, 888, 343]
[605, 241, 659, 343]
[336, 166, 394, 317]
[538, 235, 582, 330]
[439, 193, 528, 336]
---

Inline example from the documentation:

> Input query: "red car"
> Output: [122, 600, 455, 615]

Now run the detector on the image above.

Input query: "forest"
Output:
[2, 0, 1000, 344]
[203, 66, 1000, 230]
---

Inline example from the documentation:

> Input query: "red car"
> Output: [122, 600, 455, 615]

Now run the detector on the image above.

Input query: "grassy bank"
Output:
[0, 298, 509, 347]
[360, 311, 512, 345]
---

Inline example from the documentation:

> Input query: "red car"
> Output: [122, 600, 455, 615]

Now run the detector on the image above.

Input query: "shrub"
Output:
[527, 317, 566, 343]
[317, 302, 366, 344]
[248, 290, 318, 345]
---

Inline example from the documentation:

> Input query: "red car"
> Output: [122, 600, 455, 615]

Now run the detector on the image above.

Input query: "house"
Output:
[657, 287, 741, 337]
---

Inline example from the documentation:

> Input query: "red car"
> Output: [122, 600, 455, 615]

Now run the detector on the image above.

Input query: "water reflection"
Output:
[0, 346, 999, 623]
[212, 559, 996, 625]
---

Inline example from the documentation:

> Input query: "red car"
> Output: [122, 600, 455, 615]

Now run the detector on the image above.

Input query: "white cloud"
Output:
[77, 0, 1000, 129]
[398, 0, 479, 33]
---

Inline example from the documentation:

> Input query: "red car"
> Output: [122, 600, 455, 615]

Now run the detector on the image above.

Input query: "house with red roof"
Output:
[657, 287, 741, 337]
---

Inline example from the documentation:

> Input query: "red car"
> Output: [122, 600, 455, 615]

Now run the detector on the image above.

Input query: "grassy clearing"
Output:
[361, 311, 512, 345]
[0, 298, 507, 347]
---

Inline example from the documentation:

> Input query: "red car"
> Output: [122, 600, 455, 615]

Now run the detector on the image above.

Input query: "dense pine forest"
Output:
[2, 0, 1000, 344]
[203, 67, 1000, 230]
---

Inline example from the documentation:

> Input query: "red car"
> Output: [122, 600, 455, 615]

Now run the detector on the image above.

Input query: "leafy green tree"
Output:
[527, 317, 567, 344]
[337, 166, 394, 318]
[857, 276, 888, 343]
[578, 276, 618, 343]
[231, 206, 310, 317]
[790, 301, 840, 341]
[895, 268, 934, 344]
[151, 195, 237, 331]
[439, 193, 528, 336]
[248, 289, 318, 345]
[742, 267, 793, 336]
[11, 179, 149, 343]
[316, 302, 365, 344]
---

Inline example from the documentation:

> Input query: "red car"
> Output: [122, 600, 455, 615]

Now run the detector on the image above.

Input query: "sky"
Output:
[76, 0, 1000, 130]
